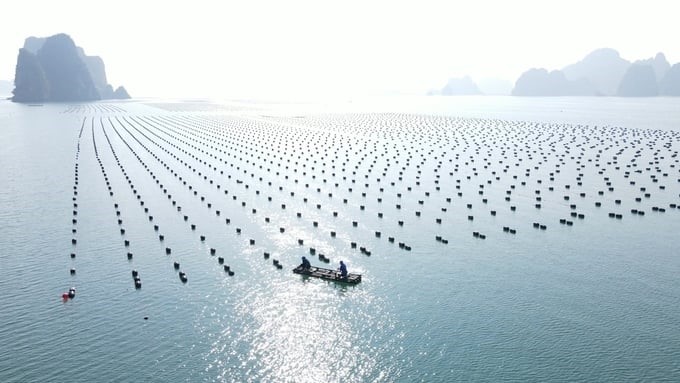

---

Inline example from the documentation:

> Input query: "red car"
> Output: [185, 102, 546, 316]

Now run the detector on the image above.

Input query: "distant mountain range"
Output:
[429, 76, 512, 96]
[11, 33, 130, 102]
[512, 48, 680, 97]
[432, 48, 680, 97]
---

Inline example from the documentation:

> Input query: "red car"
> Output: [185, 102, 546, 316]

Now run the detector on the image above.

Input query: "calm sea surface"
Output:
[0, 96, 679, 382]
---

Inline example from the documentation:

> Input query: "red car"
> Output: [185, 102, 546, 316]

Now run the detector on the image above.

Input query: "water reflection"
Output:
[204, 274, 401, 382]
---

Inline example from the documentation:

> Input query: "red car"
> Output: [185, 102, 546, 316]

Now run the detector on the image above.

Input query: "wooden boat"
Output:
[293, 265, 362, 284]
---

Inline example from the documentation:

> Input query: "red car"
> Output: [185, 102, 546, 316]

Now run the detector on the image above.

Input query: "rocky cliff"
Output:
[562, 48, 631, 96]
[512, 68, 597, 96]
[439, 76, 482, 95]
[617, 64, 659, 97]
[659, 64, 680, 96]
[12, 33, 130, 102]
[512, 48, 680, 97]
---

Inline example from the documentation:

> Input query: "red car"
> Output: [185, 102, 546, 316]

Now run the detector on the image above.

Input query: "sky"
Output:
[1, 0, 678, 99]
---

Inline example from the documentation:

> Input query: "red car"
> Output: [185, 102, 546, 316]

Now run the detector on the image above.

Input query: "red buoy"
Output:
[62, 293, 69, 300]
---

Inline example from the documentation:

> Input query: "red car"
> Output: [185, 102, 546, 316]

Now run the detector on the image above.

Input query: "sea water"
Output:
[0, 97, 679, 382]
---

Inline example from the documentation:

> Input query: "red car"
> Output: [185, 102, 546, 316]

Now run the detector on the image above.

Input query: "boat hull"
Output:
[293, 265, 362, 284]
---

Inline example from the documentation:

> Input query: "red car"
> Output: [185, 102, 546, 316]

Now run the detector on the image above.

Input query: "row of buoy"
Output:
[120, 115, 411, 256]
[107, 116, 243, 281]
[272, 259, 283, 269]
[63, 119, 86, 299]
[132, 270, 142, 288]
[75, 109, 680, 280]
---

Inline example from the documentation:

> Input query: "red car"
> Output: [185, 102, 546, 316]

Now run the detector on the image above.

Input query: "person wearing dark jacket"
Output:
[300, 256, 311, 270]
[338, 261, 348, 278]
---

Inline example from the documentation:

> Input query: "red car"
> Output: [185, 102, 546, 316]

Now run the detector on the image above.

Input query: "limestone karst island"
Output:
[11, 33, 130, 102]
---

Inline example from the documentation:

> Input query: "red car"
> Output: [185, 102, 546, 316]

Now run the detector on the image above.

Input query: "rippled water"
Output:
[1, 97, 679, 382]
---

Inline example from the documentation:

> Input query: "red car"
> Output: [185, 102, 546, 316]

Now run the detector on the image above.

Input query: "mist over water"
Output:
[1, 97, 679, 382]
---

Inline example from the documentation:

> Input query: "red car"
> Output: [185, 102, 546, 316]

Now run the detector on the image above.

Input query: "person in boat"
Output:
[300, 256, 311, 270]
[338, 261, 348, 279]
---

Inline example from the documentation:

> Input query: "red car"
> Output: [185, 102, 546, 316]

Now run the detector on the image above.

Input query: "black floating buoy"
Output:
[166, 247, 172, 254]
[218, 257, 224, 264]
[210, 248, 216, 255]
[174, 262, 180, 269]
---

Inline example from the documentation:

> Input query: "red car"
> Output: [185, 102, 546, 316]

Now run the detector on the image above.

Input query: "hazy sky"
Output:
[1, 0, 678, 99]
